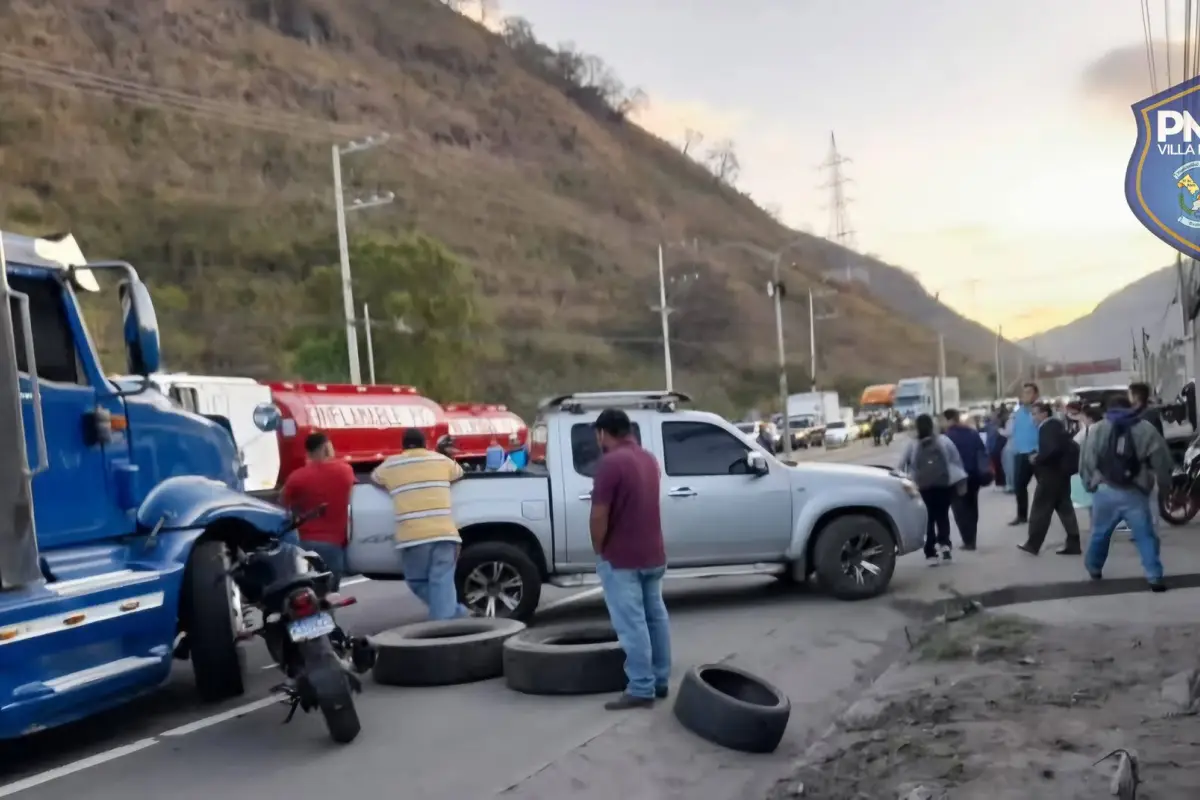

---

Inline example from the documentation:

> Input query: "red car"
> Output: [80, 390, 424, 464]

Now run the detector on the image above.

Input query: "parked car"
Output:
[344, 391, 928, 620]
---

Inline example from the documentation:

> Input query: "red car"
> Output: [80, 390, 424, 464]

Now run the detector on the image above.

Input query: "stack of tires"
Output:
[370, 618, 791, 754]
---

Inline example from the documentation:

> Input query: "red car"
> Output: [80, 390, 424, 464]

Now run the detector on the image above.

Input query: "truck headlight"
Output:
[898, 478, 919, 499]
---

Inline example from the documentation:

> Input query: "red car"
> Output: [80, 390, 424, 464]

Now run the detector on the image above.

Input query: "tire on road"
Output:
[184, 539, 247, 703]
[812, 514, 897, 601]
[371, 617, 526, 686]
[672, 663, 790, 754]
[503, 623, 626, 695]
[455, 541, 543, 621]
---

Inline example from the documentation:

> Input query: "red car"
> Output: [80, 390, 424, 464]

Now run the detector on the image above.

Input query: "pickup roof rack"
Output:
[541, 390, 692, 414]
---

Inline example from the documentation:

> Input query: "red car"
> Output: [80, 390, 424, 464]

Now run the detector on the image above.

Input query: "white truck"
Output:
[344, 391, 928, 619]
[893, 377, 960, 420]
[784, 391, 840, 449]
[114, 372, 281, 492]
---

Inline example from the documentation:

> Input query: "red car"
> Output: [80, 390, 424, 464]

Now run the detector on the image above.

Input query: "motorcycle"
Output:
[226, 505, 376, 743]
[1160, 434, 1200, 526]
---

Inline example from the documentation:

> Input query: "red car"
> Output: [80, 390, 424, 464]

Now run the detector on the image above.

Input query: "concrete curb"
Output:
[890, 571, 1200, 619]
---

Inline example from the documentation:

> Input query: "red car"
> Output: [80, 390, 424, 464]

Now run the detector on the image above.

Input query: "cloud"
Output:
[1079, 40, 1184, 111]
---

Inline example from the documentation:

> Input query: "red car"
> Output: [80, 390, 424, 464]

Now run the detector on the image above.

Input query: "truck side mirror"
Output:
[252, 403, 281, 432]
[745, 450, 769, 476]
[119, 279, 161, 376]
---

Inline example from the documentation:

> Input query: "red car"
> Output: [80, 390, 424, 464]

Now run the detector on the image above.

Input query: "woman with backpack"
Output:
[898, 413, 968, 566]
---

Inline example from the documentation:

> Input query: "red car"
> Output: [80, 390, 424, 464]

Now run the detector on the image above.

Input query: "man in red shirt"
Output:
[279, 432, 356, 591]
[589, 408, 671, 710]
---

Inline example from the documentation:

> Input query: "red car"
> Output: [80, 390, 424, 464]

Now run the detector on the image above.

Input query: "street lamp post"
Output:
[332, 133, 393, 385]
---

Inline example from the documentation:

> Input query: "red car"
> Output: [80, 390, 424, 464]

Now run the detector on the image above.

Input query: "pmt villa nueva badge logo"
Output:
[1126, 74, 1200, 257]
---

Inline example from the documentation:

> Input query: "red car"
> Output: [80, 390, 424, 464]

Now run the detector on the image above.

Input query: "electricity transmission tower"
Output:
[818, 131, 866, 284]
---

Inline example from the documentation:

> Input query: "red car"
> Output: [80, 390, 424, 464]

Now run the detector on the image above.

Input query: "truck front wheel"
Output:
[812, 515, 897, 600]
[184, 539, 247, 702]
[455, 541, 542, 621]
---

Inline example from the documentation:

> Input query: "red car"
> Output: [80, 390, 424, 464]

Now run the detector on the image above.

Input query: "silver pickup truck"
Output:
[344, 391, 926, 620]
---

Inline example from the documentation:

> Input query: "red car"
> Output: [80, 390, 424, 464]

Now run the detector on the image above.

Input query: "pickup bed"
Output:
[345, 394, 927, 620]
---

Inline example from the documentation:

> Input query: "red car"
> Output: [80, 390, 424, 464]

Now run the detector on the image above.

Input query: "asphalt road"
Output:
[0, 437, 909, 800]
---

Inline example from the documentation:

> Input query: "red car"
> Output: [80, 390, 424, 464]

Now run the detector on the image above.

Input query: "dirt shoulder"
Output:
[768, 608, 1200, 799]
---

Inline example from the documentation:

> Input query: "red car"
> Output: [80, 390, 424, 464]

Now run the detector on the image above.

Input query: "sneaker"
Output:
[940, 547, 952, 563]
[925, 555, 940, 567]
[604, 693, 654, 710]
[1149, 581, 1168, 593]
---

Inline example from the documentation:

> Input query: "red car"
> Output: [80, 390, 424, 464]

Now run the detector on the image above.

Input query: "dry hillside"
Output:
[0, 0, 1002, 414]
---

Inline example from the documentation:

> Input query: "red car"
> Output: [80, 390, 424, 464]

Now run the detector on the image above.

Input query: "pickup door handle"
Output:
[578, 492, 592, 501]
[667, 487, 697, 498]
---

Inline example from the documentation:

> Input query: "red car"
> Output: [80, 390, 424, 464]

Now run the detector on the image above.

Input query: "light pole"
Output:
[332, 133, 393, 384]
[362, 303, 377, 385]
[705, 236, 814, 461]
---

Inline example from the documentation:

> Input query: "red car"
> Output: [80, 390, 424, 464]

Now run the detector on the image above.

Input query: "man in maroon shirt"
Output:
[590, 408, 672, 710]
[279, 432, 356, 591]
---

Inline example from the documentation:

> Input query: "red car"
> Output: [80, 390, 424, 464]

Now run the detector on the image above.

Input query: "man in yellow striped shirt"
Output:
[371, 428, 469, 619]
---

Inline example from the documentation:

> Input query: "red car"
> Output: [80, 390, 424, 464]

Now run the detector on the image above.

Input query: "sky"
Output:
[465, 0, 1186, 338]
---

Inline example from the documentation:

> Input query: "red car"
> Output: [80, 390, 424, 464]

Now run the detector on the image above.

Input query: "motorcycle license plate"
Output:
[287, 612, 336, 642]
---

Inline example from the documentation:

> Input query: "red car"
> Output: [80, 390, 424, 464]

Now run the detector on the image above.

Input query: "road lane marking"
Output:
[342, 576, 370, 587]
[159, 696, 284, 737]
[0, 738, 158, 797]
[538, 586, 604, 612]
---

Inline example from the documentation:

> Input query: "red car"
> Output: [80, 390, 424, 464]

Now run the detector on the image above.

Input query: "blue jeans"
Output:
[596, 560, 671, 699]
[1085, 484, 1163, 582]
[401, 541, 469, 620]
[299, 540, 346, 592]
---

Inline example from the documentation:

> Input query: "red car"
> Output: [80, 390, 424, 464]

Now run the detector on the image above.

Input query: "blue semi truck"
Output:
[0, 230, 289, 738]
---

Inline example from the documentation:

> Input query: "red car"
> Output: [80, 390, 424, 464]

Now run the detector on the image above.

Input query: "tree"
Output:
[500, 16, 537, 52]
[705, 139, 740, 184]
[764, 202, 783, 221]
[289, 234, 488, 400]
[612, 87, 648, 120]
[682, 128, 704, 157]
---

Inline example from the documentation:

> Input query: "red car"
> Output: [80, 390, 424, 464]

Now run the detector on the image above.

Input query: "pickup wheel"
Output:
[183, 539, 247, 702]
[812, 515, 896, 601]
[455, 542, 542, 621]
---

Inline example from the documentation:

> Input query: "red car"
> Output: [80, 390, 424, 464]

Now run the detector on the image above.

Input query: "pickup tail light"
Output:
[285, 588, 320, 619]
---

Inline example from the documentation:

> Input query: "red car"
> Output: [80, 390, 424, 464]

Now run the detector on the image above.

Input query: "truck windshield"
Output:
[826, 422, 845, 429]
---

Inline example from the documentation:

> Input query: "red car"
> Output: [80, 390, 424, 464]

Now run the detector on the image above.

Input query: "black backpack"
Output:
[1097, 419, 1141, 487]
[913, 438, 950, 490]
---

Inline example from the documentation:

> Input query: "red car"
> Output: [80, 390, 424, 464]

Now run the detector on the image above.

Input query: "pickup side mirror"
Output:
[745, 450, 769, 477]
[119, 279, 161, 376]
[253, 403, 281, 432]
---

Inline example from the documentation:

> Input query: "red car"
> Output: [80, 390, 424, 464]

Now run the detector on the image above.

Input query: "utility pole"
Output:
[651, 244, 699, 392]
[362, 303, 376, 385]
[994, 325, 1003, 400]
[937, 333, 947, 413]
[332, 133, 394, 385]
[767, 269, 790, 458]
[807, 286, 837, 391]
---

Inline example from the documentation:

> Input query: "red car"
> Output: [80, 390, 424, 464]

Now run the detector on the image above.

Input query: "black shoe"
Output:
[1149, 581, 1168, 593]
[1055, 546, 1082, 556]
[940, 547, 952, 563]
[1016, 543, 1038, 556]
[655, 685, 670, 699]
[604, 693, 655, 710]
[1087, 570, 1103, 580]
[1008, 518, 1027, 527]
[961, 544, 977, 552]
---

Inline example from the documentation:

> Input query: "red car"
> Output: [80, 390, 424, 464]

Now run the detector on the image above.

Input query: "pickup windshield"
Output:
[826, 422, 846, 429]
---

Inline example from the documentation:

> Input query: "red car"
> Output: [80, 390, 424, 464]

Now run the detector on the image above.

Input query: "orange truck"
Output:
[858, 384, 897, 414]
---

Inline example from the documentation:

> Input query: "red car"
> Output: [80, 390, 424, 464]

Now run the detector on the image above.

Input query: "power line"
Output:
[1141, 0, 1160, 93]
[0, 53, 374, 141]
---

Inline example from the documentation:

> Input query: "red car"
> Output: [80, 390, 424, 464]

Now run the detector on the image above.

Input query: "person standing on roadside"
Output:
[590, 408, 671, 710]
[898, 413, 967, 565]
[279, 431, 355, 591]
[1008, 383, 1040, 525]
[371, 428, 470, 620]
[1079, 395, 1174, 592]
[1019, 401, 1082, 556]
[943, 409, 990, 551]
[987, 405, 1009, 490]
[1070, 405, 1103, 525]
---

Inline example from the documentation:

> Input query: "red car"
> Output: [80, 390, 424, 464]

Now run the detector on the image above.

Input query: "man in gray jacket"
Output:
[1079, 395, 1174, 592]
